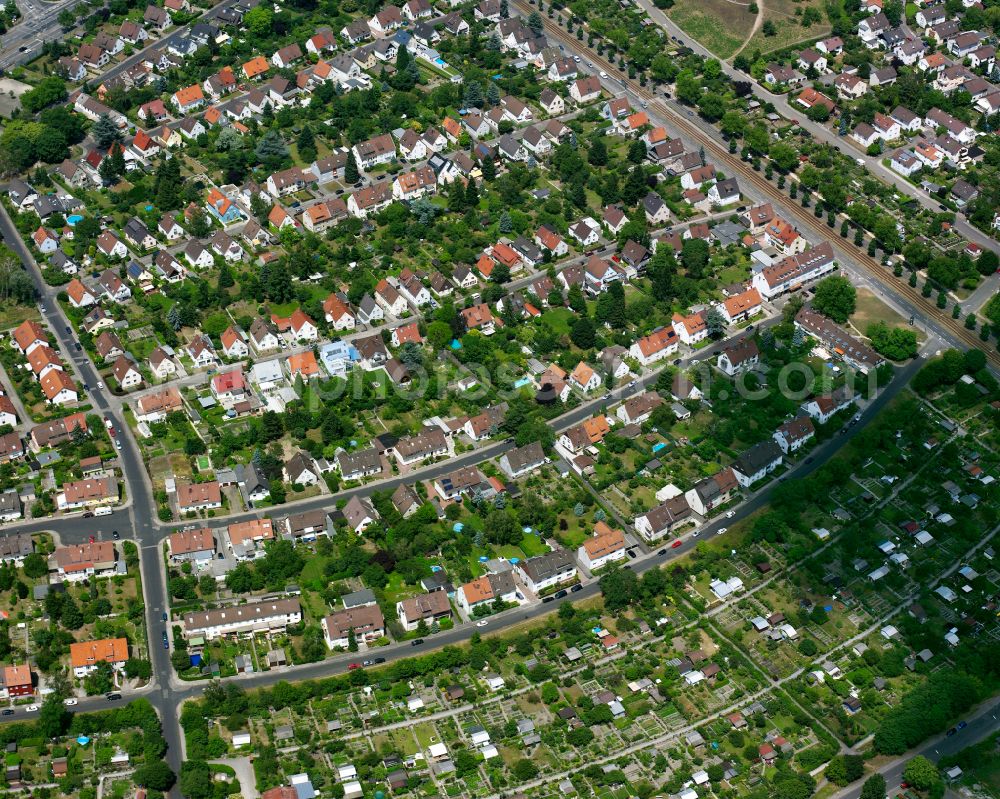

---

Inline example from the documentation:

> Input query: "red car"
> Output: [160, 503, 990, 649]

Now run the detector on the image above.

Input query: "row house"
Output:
[751, 242, 835, 299]
[794, 307, 886, 374]
[184, 599, 302, 640]
[352, 133, 396, 170]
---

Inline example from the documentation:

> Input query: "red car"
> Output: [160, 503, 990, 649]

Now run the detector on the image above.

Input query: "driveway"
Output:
[210, 757, 259, 799]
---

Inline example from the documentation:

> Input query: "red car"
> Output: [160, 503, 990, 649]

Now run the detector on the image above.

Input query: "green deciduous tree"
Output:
[812, 275, 857, 322]
[903, 757, 941, 792]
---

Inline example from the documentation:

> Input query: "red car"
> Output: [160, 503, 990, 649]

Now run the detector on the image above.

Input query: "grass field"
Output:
[743, 0, 831, 57]
[0, 302, 40, 330]
[539, 307, 575, 335]
[668, 0, 750, 59]
[849, 288, 927, 343]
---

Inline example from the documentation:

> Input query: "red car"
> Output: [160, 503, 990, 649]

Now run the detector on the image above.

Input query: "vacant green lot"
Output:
[668, 0, 752, 58]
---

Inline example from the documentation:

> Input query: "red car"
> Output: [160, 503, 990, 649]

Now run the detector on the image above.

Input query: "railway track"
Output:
[516, 4, 998, 366]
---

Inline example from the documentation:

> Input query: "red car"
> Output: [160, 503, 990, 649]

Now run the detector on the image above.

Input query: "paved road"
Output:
[525, 6, 1000, 376]
[0, 2, 986, 785]
[832, 696, 1000, 799]
[628, 0, 1000, 257]
[0, 0, 77, 69]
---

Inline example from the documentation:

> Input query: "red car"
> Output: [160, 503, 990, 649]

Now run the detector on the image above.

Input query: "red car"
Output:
[348, 662, 361, 670]
[89, 535, 95, 543]
[671, 539, 682, 548]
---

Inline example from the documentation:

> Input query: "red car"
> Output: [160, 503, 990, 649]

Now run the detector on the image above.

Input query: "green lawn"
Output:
[519, 533, 549, 557]
[540, 307, 575, 335]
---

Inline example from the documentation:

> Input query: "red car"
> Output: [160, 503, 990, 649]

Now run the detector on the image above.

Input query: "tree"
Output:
[37, 694, 69, 739]
[134, 760, 176, 791]
[499, 210, 513, 234]
[256, 130, 288, 164]
[681, 238, 710, 278]
[427, 320, 452, 350]
[513, 759, 539, 780]
[600, 567, 639, 611]
[99, 152, 121, 184]
[344, 151, 359, 184]
[486, 81, 501, 107]
[154, 157, 183, 210]
[484, 509, 521, 545]
[244, 5, 273, 37]
[861, 775, 886, 799]
[762, 19, 776, 34]
[570, 316, 596, 349]
[296, 125, 316, 163]
[698, 93, 726, 121]
[867, 322, 917, 360]
[721, 110, 747, 137]
[903, 757, 941, 792]
[83, 660, 114, 695]
[705, 308, 726, 338]
[22, 552, 47, 578]
[526, 10, 544, 35]
[20, 76, 67, 114]
[34, 127, 68, 163]
[92, 114, 122, 150]
[588, 136, 608, 166]
[179, 760, 212, 799]
[463, 80, 484, 108]
[812, 275, 857, 322]
[770, 143, 799, 172]
[465, 177, 480, 206]
[826, 755, 864, 786]
[124, 659, 152, 679]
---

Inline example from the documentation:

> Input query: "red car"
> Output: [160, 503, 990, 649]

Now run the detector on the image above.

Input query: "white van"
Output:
[94, 506, 113, 517]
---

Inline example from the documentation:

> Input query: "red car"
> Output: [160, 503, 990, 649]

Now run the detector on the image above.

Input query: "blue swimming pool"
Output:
[514, 377, 531, 388]
[652, 442, 667, 453]
[66, 214, 83, 225]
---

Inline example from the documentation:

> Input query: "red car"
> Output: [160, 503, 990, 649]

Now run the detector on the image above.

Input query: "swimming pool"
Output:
[652, 442, 667, 453]
[66, 214, 83, 225]
[514, 377, 531, 388]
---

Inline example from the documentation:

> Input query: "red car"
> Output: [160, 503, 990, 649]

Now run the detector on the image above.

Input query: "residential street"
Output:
[628, 0, 1000, 263]
[0, 0, 996, 788]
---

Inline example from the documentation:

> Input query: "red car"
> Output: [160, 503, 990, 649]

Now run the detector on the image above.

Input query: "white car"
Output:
[716, 527, 728, 536]
[63, 698, 78, 706]
[25, 704, 39, 712]
[97, 382, 104, 389]
[476, 620, 489, 627]
[599, 70, 608, 78]
[725, 510, 735, 518]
